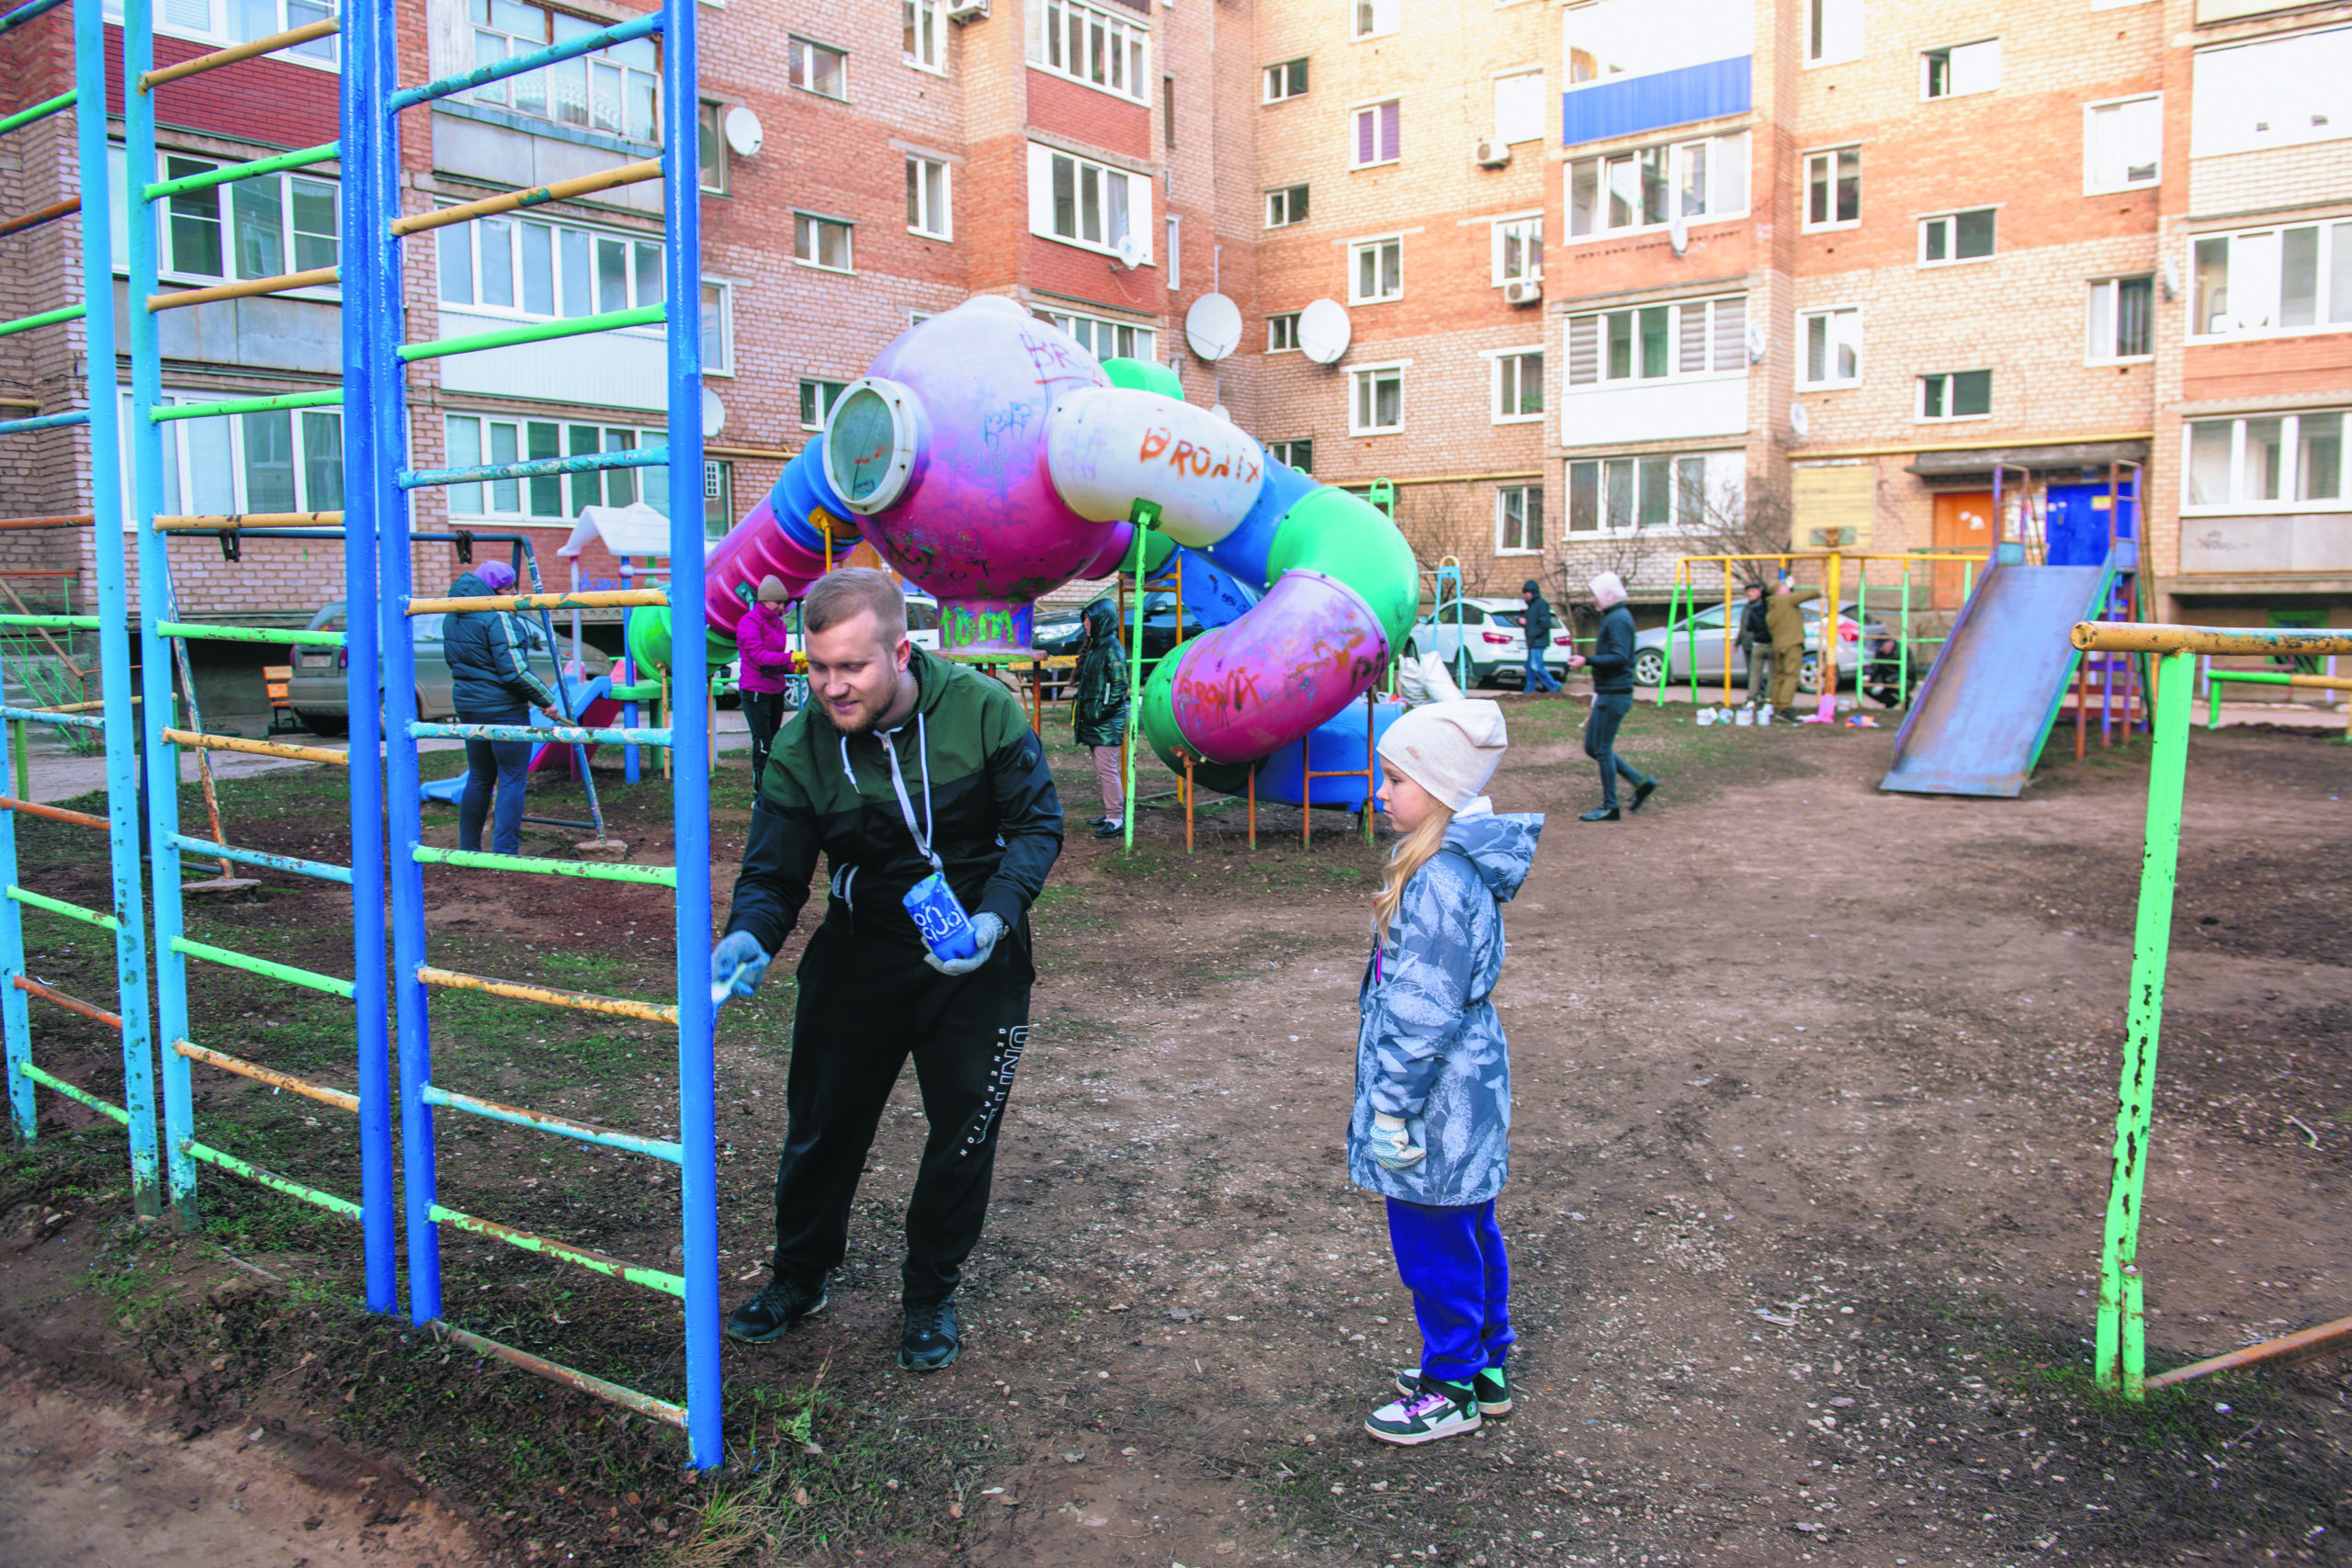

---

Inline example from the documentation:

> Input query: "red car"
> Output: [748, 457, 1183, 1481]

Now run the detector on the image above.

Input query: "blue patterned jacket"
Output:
[1348, 803, 1544, 1207]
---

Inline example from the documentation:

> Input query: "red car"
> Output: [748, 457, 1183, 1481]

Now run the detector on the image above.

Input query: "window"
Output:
[1803, 146, 1859, 229]
[1493, 70, 1544, 145]
[1352, 0, 1396, 39]
[1496, 485, 1543, 554]
[704, 459, 734, 541]
[1567, 133, 1748, 238]
[1166, 214, 1180, 289]
[2184, 410, 2346, 511]
[436, 211, 663, 321]
[1163, 75, 1176, 147]
[1267, 312, 1301, 351]
[1493, 215, 1542, 285]
[2189, 222, 2352, 338]
[905, 0, 944, 71]
[1917, 370, 1992, 421]
[1263, 58, 1307, 102]
[790, 37, 848, 99]
[908, 157, 952, 238]
[1351, 366, 1403, 434]
[143, 153, 339, 288]
[468, 1, 659, 141]
[1027, 0, 1151, 105]
[124, 391, 344, 522]
[1567, 451, 1744, 534]
[1351, 237, 1403, 304]
[799, 379, 848, 430]
[1038, 310, 1155, 362]
[1805, 0, 1860, 65]
[2086, 96, 2160, 192]
[701, 281, 732, 375]
[1268, 438, 1313, 472]
[2087, 276, 2154, 362]
[443, 413, 668, 520]
[795, 213, 854, 272]
[1923, 39, 1999, 99]
[1493, 351, 1543, 422]
[1351, 100, 1400, 168]
[2191, 28, 2352, 158]
[1565, 295, 1747, 386]
[1026, 144, 1154, 261]
[1798, 306, 1861, 388]
[697, 101, 729, 194]
[106, 0, 337, 66]
[1919, 209, 1996, 265]
[1265, 184, 1309, 227]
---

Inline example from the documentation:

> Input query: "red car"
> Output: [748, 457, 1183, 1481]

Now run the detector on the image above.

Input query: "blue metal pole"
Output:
[123, 0, 196, 1224]
[662, 0, 718, 1472]
[339, 0, 394, 1318]
[0, 632, 30, 1143]
[82, 0, 163, 1218]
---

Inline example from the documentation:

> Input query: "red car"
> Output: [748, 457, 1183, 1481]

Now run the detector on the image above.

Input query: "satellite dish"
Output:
[1668, 214, 1690, 255]
[1210, 403, 1232, 423]
[1297, 298, 1351, 366]
[1790, 402, 1811, 438]
[723, 106, 764, 157]
[1184, 293, 1242, 361]
[1745, 322, 1767, 364]
[702, 388, 726, 437]
[1111, 231, 1145, 270]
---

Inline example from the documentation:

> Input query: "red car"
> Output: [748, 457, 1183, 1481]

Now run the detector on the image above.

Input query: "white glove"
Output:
[924, 911, 1005, 976]
[1371, 1111, 1426, 1171]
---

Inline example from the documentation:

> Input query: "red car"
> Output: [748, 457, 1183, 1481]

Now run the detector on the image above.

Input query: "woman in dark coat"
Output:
[1073, 597, 1129, 840]
[443, 559, 558, 855]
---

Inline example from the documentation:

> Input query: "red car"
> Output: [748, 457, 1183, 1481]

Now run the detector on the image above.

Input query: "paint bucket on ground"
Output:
[1735, 707, 1753, 727]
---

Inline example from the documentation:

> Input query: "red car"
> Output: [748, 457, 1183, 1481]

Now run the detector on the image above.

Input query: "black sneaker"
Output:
[724, 1273, 830, 1344]
[900, 1297, 961, 1371]
[1629, 779, 1657, 814]
[1092, 819, 1124, 840]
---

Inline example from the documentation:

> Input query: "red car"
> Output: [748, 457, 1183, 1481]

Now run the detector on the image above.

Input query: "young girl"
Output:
[1351, 698, 1544, 1446]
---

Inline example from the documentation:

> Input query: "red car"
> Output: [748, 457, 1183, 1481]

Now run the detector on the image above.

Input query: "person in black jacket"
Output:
[443, 560, 558, 855]
[1073, 597, 1129, 838]
[1736, 581, 1773, 709]
[1519, 580, 1561, 694]
[1565, 570, 1657, 822]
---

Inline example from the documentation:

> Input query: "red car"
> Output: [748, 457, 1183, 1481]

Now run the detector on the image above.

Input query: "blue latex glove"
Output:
[710, 930, 771, 1006]
[923, 911, 1004, 976]
[1370, 1111, 1426, 1171]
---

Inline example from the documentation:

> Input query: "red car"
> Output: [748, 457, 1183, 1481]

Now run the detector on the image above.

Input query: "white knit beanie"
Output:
[1377, 698, 1508, 812]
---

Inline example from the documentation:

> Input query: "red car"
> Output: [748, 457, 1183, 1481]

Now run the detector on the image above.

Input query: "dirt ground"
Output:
[3, 698, 2350, 1568]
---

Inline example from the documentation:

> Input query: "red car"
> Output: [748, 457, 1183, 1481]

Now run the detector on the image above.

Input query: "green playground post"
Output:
[1899, 566, 1913, 709]
[1122, 500, 1159, 855]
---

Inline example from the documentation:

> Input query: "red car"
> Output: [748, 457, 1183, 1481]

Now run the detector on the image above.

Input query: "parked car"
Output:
[286, 600, 610, 734]
[1408, 597, 1574, 689]
[1631, 600, 1894, 693]
[715, 591, 941, 706]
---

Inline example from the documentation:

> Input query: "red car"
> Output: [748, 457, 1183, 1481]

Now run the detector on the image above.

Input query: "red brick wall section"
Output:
[1025, 70, 1150, 163]
[103, 26, 339, 151]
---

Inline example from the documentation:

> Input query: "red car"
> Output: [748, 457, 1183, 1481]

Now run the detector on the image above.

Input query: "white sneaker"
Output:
[1364, 1381, 1482, 1446]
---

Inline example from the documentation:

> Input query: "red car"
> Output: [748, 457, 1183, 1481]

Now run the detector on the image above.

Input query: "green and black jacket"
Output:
[722, 645, 1065, 955]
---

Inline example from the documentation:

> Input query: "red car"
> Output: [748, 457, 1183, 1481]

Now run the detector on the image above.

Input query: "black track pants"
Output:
[769, 919, 1032, 1305]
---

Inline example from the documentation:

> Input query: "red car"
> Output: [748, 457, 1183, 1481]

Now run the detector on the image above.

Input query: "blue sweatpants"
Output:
[1385, 1196, 1513, 1386]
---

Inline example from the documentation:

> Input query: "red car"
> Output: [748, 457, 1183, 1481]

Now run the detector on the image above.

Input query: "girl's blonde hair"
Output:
[1372, 800, 1455, 947]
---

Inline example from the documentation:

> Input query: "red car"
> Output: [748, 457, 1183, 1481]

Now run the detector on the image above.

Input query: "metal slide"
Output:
[1879, 552, 2117, 798]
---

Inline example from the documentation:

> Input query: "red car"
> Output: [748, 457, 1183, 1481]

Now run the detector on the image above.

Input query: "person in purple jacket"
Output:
[736, 574, 797, 794]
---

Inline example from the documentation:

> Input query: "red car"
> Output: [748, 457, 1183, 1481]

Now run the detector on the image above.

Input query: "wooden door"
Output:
[1931, 491, 1994, 610]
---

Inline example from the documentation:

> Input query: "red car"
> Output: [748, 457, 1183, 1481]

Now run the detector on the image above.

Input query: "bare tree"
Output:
[1683, 474, 1796, 589]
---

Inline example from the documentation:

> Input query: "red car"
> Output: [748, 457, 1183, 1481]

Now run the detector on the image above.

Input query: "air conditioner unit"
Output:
[945, 0, 989, 19]
[1503, 277, 1543, 306]
[1473, 139, 1511, 169]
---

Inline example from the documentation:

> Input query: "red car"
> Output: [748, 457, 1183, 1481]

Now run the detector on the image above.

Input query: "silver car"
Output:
[1408, 596, 1573, 688]
[1632, 600, 1892, 692]
[286, 601, 609, 735]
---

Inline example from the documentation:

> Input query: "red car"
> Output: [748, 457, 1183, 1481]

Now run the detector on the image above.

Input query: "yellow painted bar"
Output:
[404, 589, 668, 615]
[174, 1039, 359, 1112]
[162, 728, 350, 766]
[138, 17, 340, 88]
[148, 266, 338, 312]
[155, 513, 345, 529]
[2074, 623, 2352, 659]
[414, 964, 679, 1024]
[2206, 670, 2352, 693]
[389, 159, 664, 237]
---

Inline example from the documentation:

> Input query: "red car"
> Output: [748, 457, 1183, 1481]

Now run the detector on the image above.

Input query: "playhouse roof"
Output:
[559, 502, 682, 559]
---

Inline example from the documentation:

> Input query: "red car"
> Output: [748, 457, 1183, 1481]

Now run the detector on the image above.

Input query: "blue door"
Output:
[2044, 478, 2136, 570]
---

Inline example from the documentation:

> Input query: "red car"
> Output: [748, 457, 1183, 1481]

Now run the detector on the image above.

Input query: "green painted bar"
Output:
[430, 1202, 686, 1298]
[18, 1061, 130, 1126]
[183, 1138, 363, 1220]
[0, 88, 74, 136]
[0, 614, 97, 629]
[158, 621, 345, 648]
[142, 142, 337, 201]
[152, 389, 343, 423]
[413, 845, 677, 886]
[0, 303, 85, 340]
[399, 302, 664, 363]
[608, 681, 661, 701]
[8, 885, 119, 931]
[171, 936, 356, 999]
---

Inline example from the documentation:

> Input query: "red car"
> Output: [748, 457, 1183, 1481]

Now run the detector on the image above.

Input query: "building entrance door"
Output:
[1931, 491, 1994, 610]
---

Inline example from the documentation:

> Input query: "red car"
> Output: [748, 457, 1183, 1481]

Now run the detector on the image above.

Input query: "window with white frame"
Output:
[2086, 276, 2153, 363]
[905, 0, 944, 71]
[1262, 58, 1307, 102]
[795, 213, 854, 271]
[1038, 309, 1156, 362]
[1493, 215, 1543, 285]
[1265, 184, 1309, 227]
[1493, 70, 1544, 145]
[2186, 409, 2346, 511]
[2086, 96, 2160, 192]
[704, 459, 733, 541]
[2191, 28, 2352, 159]
[1493, 350, 1543, 422]
[1267, 312, 1301, 351]
[467, 0, 659, 140]
[1919, 208, 1996, 265]
[1268, 437, 1313, 472]
[127, 150, 340, 290]
[1566, 132, 1748, 238]
[907, 157, 953, 238]
[120, 391, 343, 522]
[1805, 0, 1860, 65]
[800, 379, 848, 430]
[1351, 365, 1403, 434]
[1917, 369, 1991, 421]
[1350, 237, 1402, 304]
[789, 37, 849, 99]
[1496, 484, 1543, 554]
[1027, 0, 1150, 104]
[1803, 146, 1859, 230]
[443, 412, 668, 520]
[1025, 143, 1154, 261]
[1351, 100, 1400, 168]
[1798, 306, 1860, 387]
[1565, 294, 1747, 386]
[701, 281, 732, 375]
[436, 211, 663, 320]
[1165, 214, 1180, 288]
[1351, 0, 1397, 40]
[1567, 450, 1744, 533]
[104, 0, 336, 65]
[1923, 39, 1999, 99]
[2190, 221, 2352, 339]
[696, 102, 729, 193]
